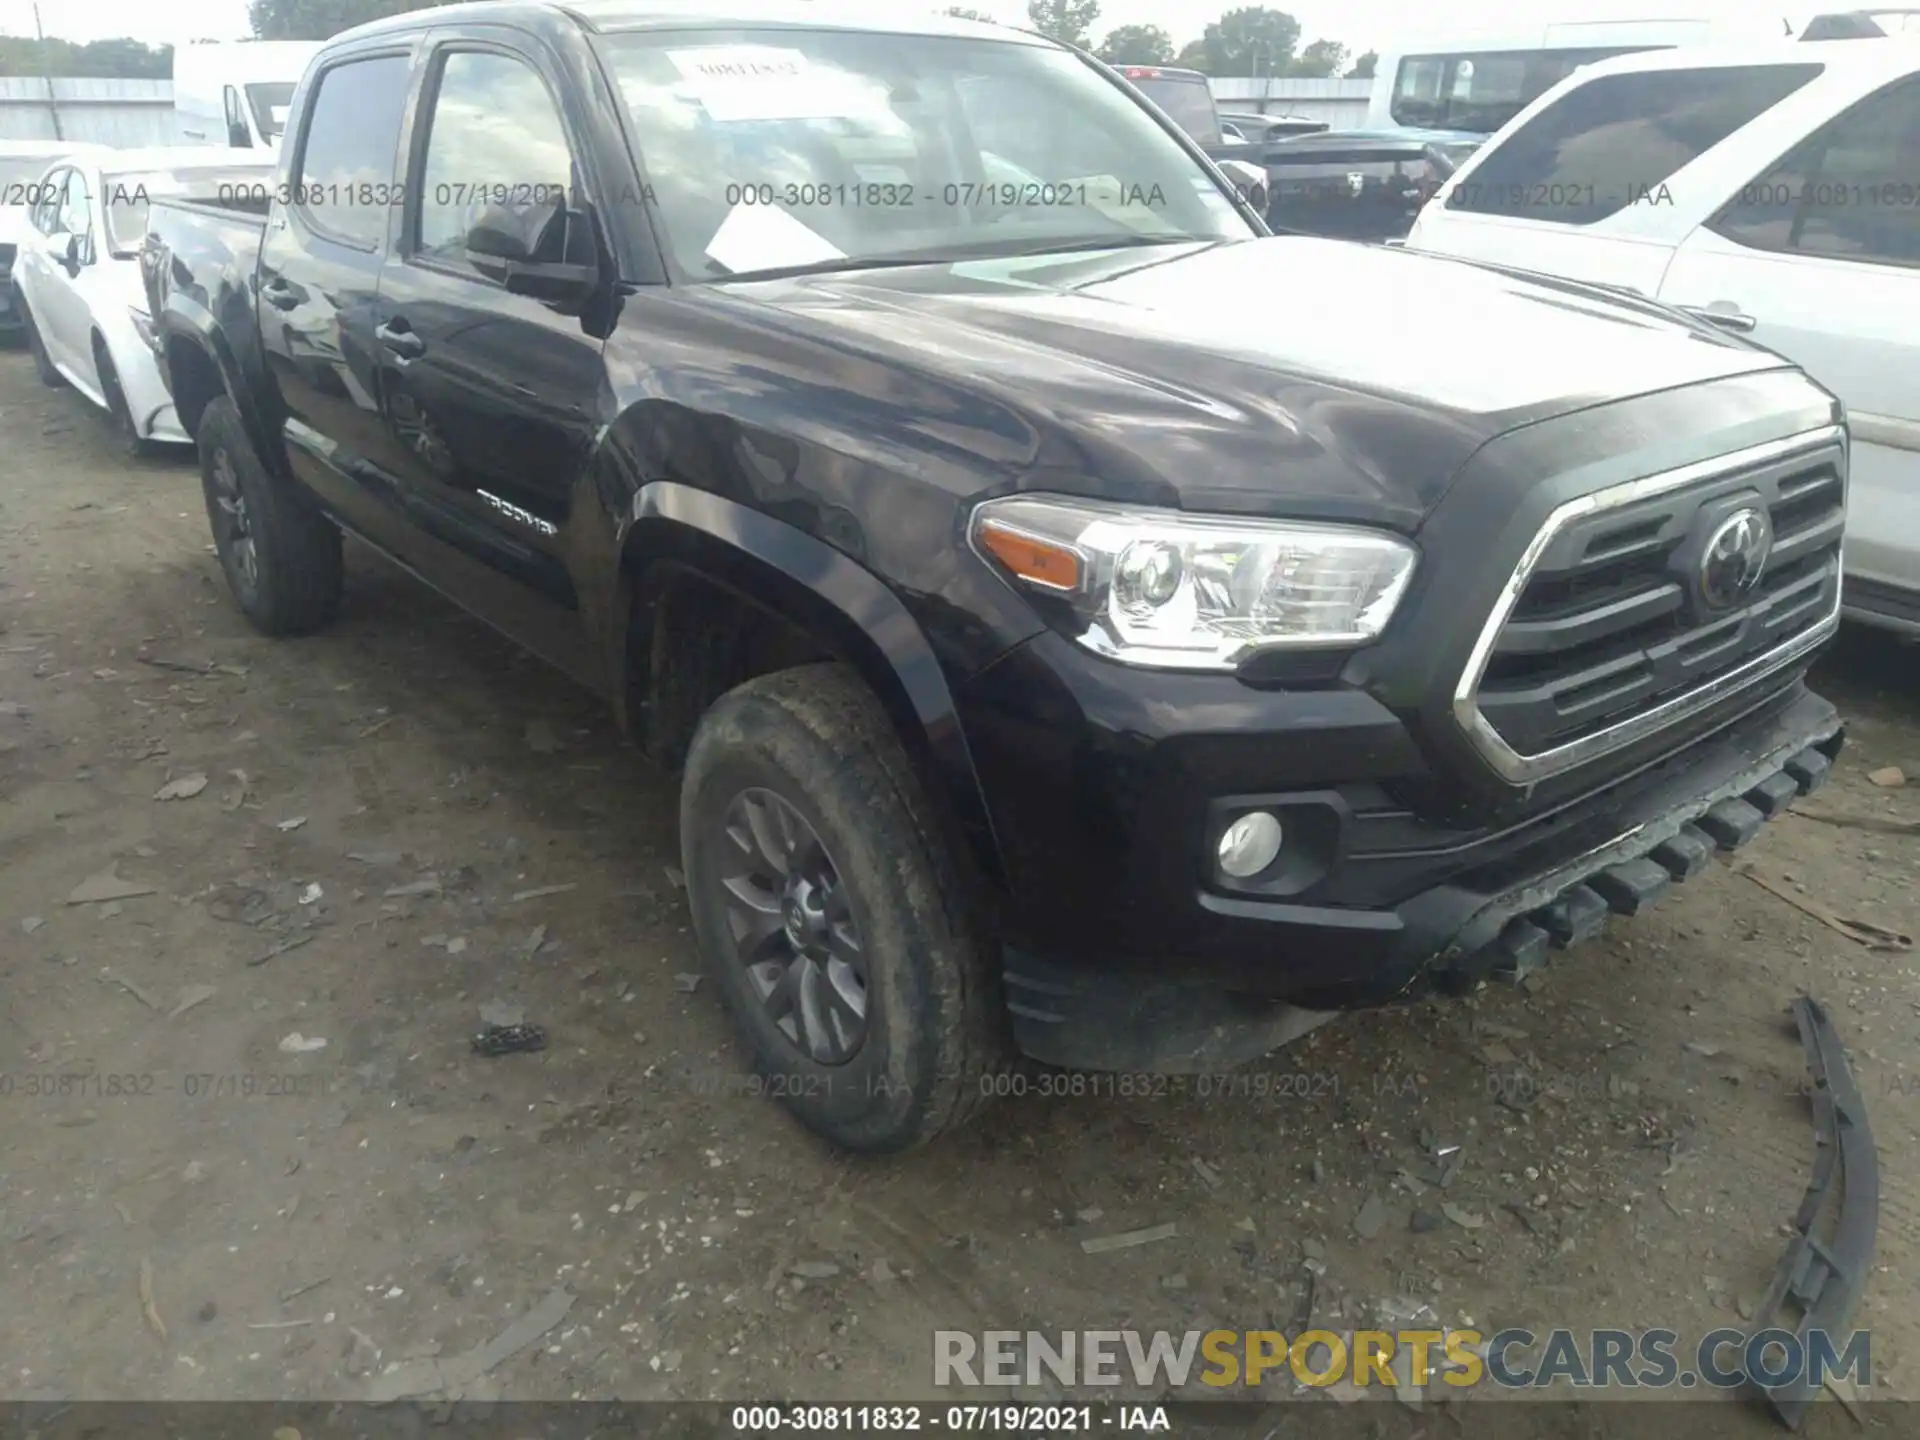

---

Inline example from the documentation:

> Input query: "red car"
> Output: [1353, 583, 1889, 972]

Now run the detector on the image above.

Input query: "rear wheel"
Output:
[680, 663, 1003, 1152]
[197, 396, 343, 635]
[95, 340, 158, 459]
[20, 299, 62, 388]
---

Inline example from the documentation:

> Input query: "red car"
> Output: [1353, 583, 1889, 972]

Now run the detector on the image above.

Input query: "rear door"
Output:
[1659, 75, 1920, 611]
[368, 28, 606, 683]
[1409, 62, 1824, 294]
[259, 43, 415, 551]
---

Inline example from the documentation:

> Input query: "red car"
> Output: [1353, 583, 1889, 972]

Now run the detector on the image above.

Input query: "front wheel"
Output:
[96, 343, 159, 459]
[197, 396, 343, 635]
[20, 299, 63, 388]
[679, 664, 1004, 1153]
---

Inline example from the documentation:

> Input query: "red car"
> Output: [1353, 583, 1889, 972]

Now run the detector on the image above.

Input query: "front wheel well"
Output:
[630, 563, 836, 769]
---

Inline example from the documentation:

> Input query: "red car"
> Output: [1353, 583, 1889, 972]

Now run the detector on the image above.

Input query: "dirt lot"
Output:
[1, 348, 1916, 1429]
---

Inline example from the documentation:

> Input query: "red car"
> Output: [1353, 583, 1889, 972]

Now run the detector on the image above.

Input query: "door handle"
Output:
[1680, 303, 1757, 334]
[376, 320, 425, 359]
[260, 275, 299, 311]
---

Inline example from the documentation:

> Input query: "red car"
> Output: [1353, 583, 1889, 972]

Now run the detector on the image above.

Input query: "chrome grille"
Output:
[1456, 426, 1846, 785]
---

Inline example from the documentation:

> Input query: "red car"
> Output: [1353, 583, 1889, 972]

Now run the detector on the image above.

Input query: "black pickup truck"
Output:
[142, 0, 1849, 1152]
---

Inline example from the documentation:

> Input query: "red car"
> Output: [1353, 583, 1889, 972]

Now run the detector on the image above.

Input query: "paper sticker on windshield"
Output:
[704, 202, 845, 275]
[667, 46, 870, 122]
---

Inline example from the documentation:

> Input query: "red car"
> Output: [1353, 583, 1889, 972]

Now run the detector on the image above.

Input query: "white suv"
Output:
[1405, 40, 1920, 636]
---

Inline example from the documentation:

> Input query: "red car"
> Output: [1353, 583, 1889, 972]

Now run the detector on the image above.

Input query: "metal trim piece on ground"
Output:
[1749, 995, 1879, 1430]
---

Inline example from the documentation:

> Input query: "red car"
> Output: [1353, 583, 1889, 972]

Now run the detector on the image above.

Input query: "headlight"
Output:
[128, 306, 156, 350]
[970, 494, 1417, 670]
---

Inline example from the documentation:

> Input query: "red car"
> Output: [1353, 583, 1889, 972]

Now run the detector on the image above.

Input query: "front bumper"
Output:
[957, 632, 1841, 1070]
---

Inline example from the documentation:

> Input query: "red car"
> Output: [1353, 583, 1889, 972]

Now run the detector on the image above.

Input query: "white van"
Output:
[172, 40, 321, 152]
[1365, 16, 1795, 136]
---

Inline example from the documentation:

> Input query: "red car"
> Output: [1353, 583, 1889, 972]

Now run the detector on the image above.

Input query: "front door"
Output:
[26, 167, 96, 378]
[1659, 75, 1920, 608]
[258, 45, 417, 552]
[370, 34, 606, 683]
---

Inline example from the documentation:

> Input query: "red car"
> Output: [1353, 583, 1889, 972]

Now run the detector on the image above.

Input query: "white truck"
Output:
[172, 40, 322, 152]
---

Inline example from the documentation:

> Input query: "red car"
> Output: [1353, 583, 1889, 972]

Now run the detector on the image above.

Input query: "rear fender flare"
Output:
[154, 305, 282, 474]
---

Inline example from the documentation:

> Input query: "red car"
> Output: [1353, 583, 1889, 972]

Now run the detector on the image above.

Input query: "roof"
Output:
[0, 139, 108, 158]
[1565, 31, 1920, 79]
[333, 0, 1046, 45]
[83, 145, 280, 176]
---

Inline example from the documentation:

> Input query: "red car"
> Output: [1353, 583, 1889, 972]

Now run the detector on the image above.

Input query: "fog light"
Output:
[1217, 811, 1284, 878]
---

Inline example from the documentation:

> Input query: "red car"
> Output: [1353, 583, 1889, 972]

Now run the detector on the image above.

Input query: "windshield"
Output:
[1131, 74, 1222, 145]
[245, 81, 297, 141]
[597, 28, 1253, 280]
[102, 165, 272, 256]
[1390, 47, 1661, 132]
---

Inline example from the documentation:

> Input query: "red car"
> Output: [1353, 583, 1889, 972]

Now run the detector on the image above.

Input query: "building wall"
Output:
[0, 77, 178, 147]
[1210, 77, 1374, 129]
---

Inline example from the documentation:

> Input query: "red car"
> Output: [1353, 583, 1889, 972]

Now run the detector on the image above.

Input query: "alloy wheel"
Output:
[716, 787, 869, 1064]
[209, 447, 258, 596]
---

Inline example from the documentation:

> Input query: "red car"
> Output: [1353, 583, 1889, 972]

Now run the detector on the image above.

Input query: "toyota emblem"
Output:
[1698, 506, 1773, 611]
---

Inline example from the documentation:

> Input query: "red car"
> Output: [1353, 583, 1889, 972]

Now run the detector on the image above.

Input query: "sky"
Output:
[2, 0, 1814, 59]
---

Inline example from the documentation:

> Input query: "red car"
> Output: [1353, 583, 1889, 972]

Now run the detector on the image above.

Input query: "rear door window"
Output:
[294, 52, 412, 249]
[1711, 76, 1920, 268]
[1444, 63, 1822, 224]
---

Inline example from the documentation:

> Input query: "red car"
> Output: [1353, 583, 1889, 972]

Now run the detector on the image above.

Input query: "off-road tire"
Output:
[197, 395, 343, 635]
[680, 663, 1004, 1152]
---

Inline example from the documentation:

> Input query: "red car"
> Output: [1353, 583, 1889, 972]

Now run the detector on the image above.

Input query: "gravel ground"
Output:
[1, 350, 1916, 1433]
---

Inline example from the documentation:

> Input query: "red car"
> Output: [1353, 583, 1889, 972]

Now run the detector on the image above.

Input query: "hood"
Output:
[716, 236, 1788, 528]
[0, 206, 33, 248]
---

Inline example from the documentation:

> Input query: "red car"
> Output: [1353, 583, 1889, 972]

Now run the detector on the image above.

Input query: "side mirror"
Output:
[466, 194, 599, 307]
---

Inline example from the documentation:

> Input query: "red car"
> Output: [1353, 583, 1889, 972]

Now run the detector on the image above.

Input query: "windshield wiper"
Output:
[705, 233, 1213, 284]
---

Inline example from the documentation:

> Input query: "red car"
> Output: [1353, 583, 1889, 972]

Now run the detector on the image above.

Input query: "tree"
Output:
[248, 0, 446, 41]
[1096, 24, 1173, 65]
[1187, 7, 1301, 77]
[1346, 49, 1378, 79]
[1286, 38, 1346, 77]
[0, 36, 172, 78]
[1025, 0, 1101, 51]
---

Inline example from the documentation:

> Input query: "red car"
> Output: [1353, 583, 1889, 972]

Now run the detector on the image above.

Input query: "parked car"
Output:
[146, 0, 1847, 1152]
[1263, 128, 1481, 241]
[1801, 9, 1920, 39]
[173, 39, 322, 151]
[1406, 41, 1920, 636]
[1219, 109, 1330, 141]
[0, 141, 104, 341]
[13, 147, 272, 455]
